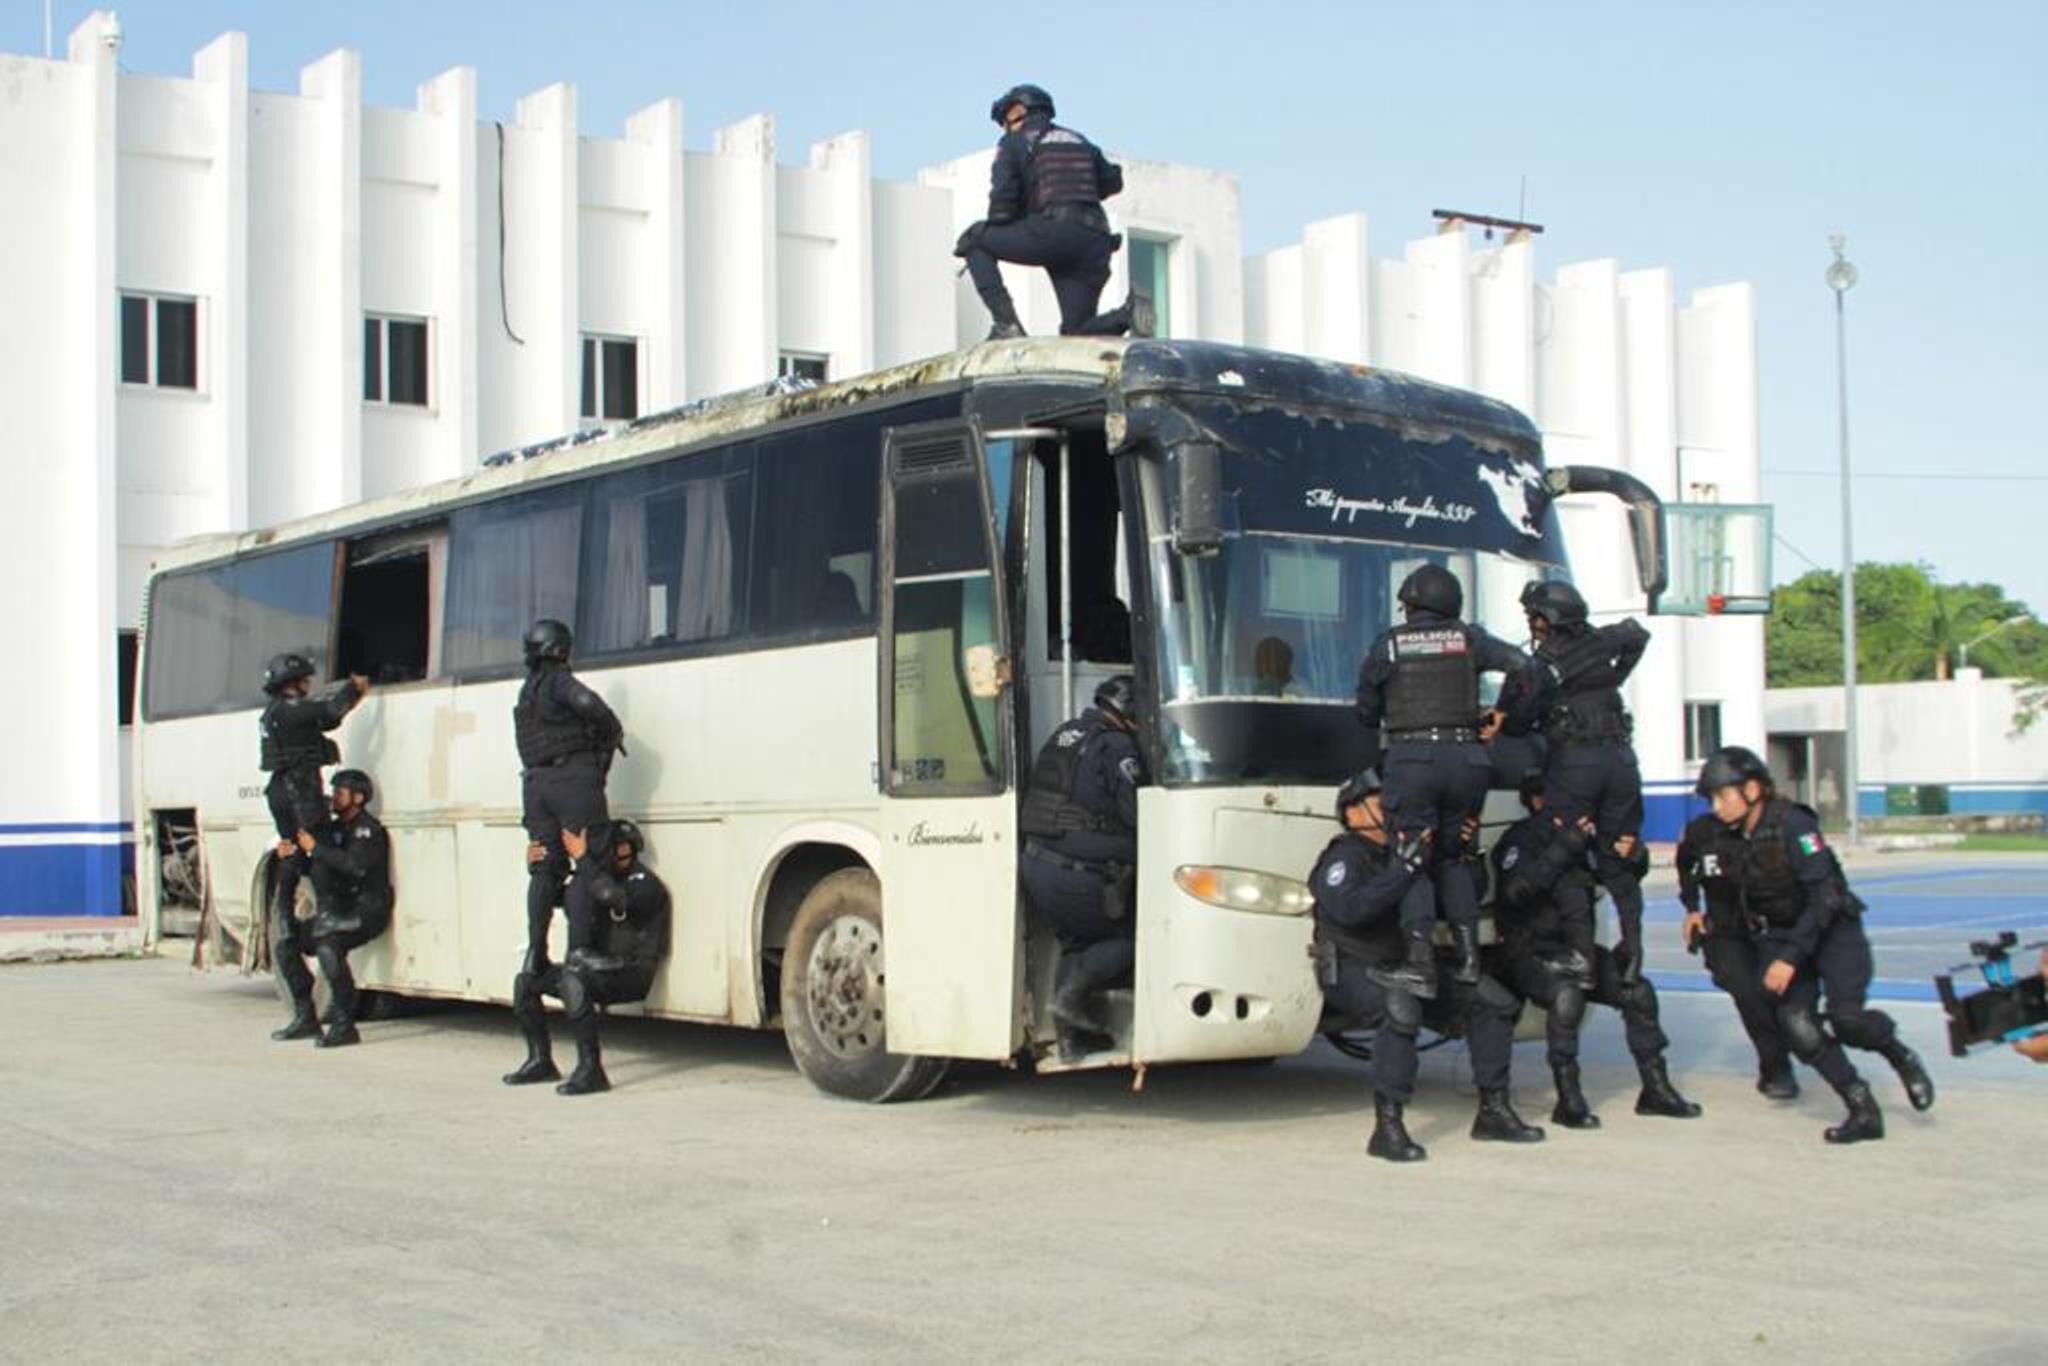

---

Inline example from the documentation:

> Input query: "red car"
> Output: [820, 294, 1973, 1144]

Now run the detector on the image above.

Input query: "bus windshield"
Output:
[1137, 398, 1565, 785]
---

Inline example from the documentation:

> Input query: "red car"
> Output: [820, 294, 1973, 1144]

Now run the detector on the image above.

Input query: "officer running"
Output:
[1519, 579, 1652, 989]
[274, 769, 393, 1049]
[1355, 563, 1534, 995]
[1019, 675, 1147, 1061]
[1695, 745, 1936, 1142]
[1311, 768, 1541, 1162]
[956, 84, 1150, 341]
[257, 653, 368, 1015]
[1490, 770, 1700, 1128]
[503, 821, 671, 1095]
[1676, 804, 1799, 1100]
[514, 619, 625, 987]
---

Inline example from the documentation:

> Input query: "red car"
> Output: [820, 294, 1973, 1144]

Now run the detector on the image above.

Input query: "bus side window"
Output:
[580, 447, 752, 655]
[336, 529, 443, 684]
[749, 420, 882, 640]
[1038, 429, 1126, 664]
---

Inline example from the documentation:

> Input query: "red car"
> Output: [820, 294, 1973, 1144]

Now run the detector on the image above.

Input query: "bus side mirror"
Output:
[1170, 441, 1224, 556]
[1545, 465, 1668, 610]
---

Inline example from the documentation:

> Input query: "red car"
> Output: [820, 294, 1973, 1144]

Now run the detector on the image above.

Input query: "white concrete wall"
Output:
[1768, 673, 2048, 810]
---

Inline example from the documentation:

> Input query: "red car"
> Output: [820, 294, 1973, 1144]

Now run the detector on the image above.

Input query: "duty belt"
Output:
[1024, 844, 1128, 878]
[525, 751, 601, 772]
[1385, 726, 1480, 744]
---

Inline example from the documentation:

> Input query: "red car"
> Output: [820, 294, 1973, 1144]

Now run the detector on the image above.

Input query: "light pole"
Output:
[1959, 614, 2030, 672]
[1826, 235, 1859, 842]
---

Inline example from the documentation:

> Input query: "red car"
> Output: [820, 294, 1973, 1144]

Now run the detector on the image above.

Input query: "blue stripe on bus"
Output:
[0, 842, 132, 917]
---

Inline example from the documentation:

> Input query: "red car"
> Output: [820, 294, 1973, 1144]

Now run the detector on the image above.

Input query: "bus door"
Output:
[875, 421, 1019, 1059]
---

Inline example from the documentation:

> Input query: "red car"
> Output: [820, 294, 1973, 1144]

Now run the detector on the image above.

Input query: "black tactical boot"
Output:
[1823, 1080, 1884, 1144]
[1367, 1091, 1427, 1162]
[1471, 1089, 1545, 1143]
[986, 320, 1026, 341]
[1880, 1039, 1936, 1112]
[501, 1018, 560, 1086]
[1055, 1027, 1115, 1064]
[1756, 1060, 1800, 1101]
[1634, 1055, 1702, 1118]
[271, 1001, 320, 1042]
[556, 1039, 610, 1096]
[1050, 978, 1105, 1034]
[1450, 922, 1484, 986]
[315, 1021, 360, 1048]
[1550, 1062, 1600, 1129]
[1127, 293, 1157, 339]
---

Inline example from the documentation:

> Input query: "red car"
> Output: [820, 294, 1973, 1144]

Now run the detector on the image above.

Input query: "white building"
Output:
[0, 12, 1764, 914]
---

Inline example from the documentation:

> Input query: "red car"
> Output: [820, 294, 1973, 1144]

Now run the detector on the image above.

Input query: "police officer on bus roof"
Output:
[272, 769, 394, 1049]
[1518, 578, 1653, 991]
[1354, 563, 1535, 995]
[504, 820, 670, 1095]
[1312, 768, 1541, 1162]
[1676, 802, 1799, 1101]
[1019, 674, 1147, 1062]
[258, 653, 369, 1029]
[1696, 745, 1937, 1143]
[514, 618, 625, 986]
[954, 84, 1153, 342]
[1490, 769, 1700, 1129]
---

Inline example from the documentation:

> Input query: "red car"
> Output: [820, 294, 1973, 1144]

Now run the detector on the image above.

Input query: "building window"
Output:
[364, 315, 430, 407]
[119, 293, 199, 390]
[580, 335, 640, 421]
[1127, 235, 1172, 337]
[778, 351, 829, 385]
[117, 630, 139, 726]
[1684, 701, 1723, 763]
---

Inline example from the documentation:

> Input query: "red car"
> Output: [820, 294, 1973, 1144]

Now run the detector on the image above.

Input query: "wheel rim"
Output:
[803, 913, 887, 1061]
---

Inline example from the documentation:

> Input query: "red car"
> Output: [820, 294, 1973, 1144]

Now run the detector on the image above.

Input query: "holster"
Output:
[1310, 939, 1339, 989]
[1099, 864, 1136, 922]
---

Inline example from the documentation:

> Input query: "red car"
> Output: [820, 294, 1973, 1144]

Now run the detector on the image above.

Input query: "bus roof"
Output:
[147, 336, 1540, 576]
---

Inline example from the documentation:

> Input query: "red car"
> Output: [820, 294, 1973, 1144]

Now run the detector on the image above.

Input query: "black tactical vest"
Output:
[1380, 623, 1480, 732]
[1686, 820, 1748, 933]
[1020, 715, 1118, 838]
[1312, 836, 1404, 965]
[1025, 125, 1104, 215]
[1540, 626, 1631, 742]
[514, 669, 602, 768]
[259, 697, 336, 772]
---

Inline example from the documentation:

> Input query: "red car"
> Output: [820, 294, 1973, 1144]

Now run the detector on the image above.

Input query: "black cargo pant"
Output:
[264, 766, 328, 920]
[1760, 915, 1896, 1091]
[1322, 955, 1516, 1104]
[512, 953, 655, 1051]
[1021, 843, 1135, 999]
[1698, 927, 1793, 1076]
[1542, 741, 1646, 966]
[964, 217, 1117, 334]
[1498, 941, 1668, 1068]
[519, 753, 610, 970]
[1381, 740, 1493, 939]
[274, 896, 389, 1028]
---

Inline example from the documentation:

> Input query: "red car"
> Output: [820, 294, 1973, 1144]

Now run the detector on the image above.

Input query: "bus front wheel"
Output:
[779, 868, 948, 1103]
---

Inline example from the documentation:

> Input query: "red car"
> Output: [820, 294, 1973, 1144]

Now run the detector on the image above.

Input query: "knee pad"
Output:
[1383, 989, 1424, 1034]
[1776, 1001, 1828, 1061]
[558, 968, 595, 1021]
[315, 941, 346, 976]
[1616, 977, 1657, 1016]
[1549, 984, 1587, 1032]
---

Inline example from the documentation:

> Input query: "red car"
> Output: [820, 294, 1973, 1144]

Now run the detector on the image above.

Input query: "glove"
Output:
[1393, 832, 1430, 876]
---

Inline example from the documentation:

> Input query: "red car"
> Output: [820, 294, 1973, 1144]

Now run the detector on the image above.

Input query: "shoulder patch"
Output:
[1324, 861, 1348, 887]
[355, 826, 373, 840]
[1118, 756, 1141, 783]
[1501, 846, 1521, 870]
[1797, 831, 1824, 856]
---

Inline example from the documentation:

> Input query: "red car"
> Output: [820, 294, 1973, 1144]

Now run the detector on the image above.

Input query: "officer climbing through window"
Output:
[1311, 768, 1542, 1162]
[1519, 578, 1651, 991]
[1696, 745, 1936, 1143]
[513, 619, 625, 996]
[1355, 563, 1534, 997]
[955, 84, 1153, 341]
[1490, 769, 1700, 1129]
[1019, 674, 1147, 1062]
[274, 769, 393, 1049]
[1676, 803, 1799, 1101]
[503, 821, 671, 1095]
[258, 652, 369, 1040]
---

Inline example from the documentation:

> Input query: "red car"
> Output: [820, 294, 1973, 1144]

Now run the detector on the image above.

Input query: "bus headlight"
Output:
[1173, 865, 1315, 917]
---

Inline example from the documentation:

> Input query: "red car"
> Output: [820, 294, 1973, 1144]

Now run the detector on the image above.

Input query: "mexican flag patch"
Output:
[1798, 831, 1825, 856]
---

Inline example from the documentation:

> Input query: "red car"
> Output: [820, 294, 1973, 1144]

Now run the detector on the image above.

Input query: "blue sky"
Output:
[13, 1, 2045, 609]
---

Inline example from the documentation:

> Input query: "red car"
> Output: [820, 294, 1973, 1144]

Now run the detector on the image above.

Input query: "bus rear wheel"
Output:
[779, 868, 948, 1103]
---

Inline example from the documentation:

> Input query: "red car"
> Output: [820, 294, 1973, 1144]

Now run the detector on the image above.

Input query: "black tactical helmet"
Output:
[990, 83, 1055, 125]
[1695, 745, 1771, 797]
[611, 819, 645, 859]
[262, 651, 316, 696]
[330, 768, 375, 804]
[1334, 767, 1384, 819]
[1518, 766, 1545, 807]
[1396, 564, 1464, 618]
[523, 618, 573, 665]
[1521, 578, 1589, 628]
[1094, 673, 1137, 721]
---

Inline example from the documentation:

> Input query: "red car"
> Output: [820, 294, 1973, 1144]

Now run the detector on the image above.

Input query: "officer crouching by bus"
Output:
[1489, 769, 1700, 1128]
[1695, 745, 1935, 1142]
[503, 821, 670, 1095]
[1020, 675, 1147, 1062]
[1676, 805, 1799, 1101]
[1312, 768, 1540, 1161]
[513, 619, 625, 988]
[276, 769, 394, 1049]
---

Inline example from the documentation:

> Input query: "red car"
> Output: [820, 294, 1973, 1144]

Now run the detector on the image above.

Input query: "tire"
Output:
[779, 867, 949, 1103]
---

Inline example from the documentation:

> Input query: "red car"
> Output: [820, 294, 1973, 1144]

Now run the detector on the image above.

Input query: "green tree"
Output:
[1766, 562, 2048, 688]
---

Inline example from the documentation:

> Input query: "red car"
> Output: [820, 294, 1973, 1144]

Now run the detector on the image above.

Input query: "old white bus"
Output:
[134, 337, 1664, 1100]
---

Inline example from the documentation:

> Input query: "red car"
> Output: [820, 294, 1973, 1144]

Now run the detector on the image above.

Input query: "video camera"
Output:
[1933, 931, 2047, 1057]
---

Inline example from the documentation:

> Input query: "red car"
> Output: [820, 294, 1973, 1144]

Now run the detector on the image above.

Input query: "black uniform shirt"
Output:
[259, 683, 359, 771]
[1489, 813, 1591, 946]
[307, 811, 393, 915]
[1675, 812, 1747, 936]
[574, 855, 672, 973]
[1737, 801, 1846, 964]
[1308, 830, 1416, 964]
[1040, 713, 1145, 864]
[521, 665, 624, 757]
